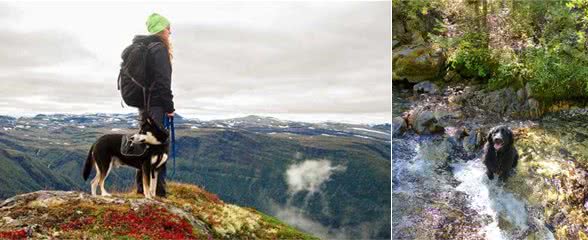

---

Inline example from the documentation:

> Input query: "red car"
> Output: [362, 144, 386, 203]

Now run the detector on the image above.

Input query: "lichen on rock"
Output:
[0, 182, 317, 240]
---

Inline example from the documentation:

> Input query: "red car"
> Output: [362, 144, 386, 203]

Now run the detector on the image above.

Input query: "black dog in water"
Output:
[483, 125, 519, 181]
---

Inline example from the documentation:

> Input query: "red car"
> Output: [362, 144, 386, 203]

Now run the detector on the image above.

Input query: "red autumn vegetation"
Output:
[56, 205, 196, 239]
[101, 206, 195, 239]
[0, 229, 27, 240]
[60, 216, 95, 231]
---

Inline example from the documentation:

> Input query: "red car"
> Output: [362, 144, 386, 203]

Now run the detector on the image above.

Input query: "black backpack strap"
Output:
[117, 68, 124, 108]
[117, 69, 122, 90]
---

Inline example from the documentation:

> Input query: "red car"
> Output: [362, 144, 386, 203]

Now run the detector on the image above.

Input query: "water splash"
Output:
[393, 133, 555, 239]
[453, 159, 528, 239]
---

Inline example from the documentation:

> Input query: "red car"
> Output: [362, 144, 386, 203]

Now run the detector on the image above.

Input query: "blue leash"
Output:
[164, 115, 176, 178]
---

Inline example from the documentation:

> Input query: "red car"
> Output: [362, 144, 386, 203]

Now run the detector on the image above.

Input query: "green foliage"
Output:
[393, 0, 443, 42]
[488, 55, 526, 91]
[524, 47, 588, 100]
[448, 32, 495, 79]
[512, 0, 588, 100]
[393, 0, 433, 20]
[429, 0, 588, 100]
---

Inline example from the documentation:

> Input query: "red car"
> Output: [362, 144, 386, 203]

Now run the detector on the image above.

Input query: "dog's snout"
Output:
[493, 132, 503, 141]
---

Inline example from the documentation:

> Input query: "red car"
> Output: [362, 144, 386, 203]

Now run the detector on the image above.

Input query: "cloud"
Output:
[285, 159, 346, 195]
[169, 2, 390, 118]
[0, 31, 95, 70]
[270, 203, 349, 240]
[0, 2, 391, 123]
[270, 191, 387, 239]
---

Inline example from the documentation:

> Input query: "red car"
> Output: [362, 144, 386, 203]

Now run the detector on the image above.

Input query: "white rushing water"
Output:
[393, 135, 555, 240]
[452, 159, 555, 240]
[453, 159, 528, 239]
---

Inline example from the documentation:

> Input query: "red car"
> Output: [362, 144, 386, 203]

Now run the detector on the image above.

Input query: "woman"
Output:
[134, 13, 175, 197]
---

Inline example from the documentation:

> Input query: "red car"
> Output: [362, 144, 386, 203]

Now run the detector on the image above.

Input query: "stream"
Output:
[393, 88, 588, 239]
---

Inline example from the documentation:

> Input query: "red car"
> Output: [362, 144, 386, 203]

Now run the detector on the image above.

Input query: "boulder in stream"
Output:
[413, 81, 440, 95]
[393, 117, 408, 137]
[407, 108, 445, 135]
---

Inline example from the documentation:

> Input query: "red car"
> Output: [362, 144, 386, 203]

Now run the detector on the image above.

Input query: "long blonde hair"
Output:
[157, 32, 173, 60]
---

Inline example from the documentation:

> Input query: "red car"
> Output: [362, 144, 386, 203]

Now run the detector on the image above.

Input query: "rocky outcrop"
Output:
[0, 182, 316, 240]
[454, 86, 542, 120]
[393, 45, 445, 83]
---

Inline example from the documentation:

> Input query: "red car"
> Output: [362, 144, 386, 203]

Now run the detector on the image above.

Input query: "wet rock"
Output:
[413, 81, 439, 95]
[393, 44, 445, 83]
[449, 85, 478, 106]
[392, 117, 407, 137]
[517, 88, 526, 102]
[462, 127, 485, 153]
[525, 98, 541, 118]
[458, 87, 534, 120]
[407, 108, 444, 135]
[451, 127, 468, 140]
[482, 88, 520, 115]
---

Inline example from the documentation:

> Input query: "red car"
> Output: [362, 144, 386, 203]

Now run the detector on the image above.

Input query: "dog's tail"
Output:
[82, 144, 94, 181]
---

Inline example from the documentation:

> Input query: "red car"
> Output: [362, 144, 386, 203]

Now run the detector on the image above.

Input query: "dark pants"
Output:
[136, 106, 167, 197]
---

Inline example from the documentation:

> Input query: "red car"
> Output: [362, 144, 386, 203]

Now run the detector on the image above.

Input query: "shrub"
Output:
[448, 32, 496, 79]
[524, 47, 588, 101]
[488, 52, 528, 91]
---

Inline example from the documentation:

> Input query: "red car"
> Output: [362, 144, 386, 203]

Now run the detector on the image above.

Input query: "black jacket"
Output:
[132, 35, 175, 113]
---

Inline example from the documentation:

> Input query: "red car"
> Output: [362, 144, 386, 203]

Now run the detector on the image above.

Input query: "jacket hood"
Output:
[132, 35, 162, 44]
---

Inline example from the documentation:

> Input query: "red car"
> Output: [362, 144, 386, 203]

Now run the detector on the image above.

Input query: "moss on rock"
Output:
[0, 182, 318, 239]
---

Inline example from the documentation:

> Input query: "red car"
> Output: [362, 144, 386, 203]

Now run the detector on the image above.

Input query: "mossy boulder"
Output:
[393, 44, 445, 83]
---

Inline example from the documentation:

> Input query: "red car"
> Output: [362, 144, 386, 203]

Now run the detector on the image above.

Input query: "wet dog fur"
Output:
[483, 125, 519, 181]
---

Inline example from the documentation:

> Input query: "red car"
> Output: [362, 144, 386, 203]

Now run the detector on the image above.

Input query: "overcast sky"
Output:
[0, 1, 390, 123]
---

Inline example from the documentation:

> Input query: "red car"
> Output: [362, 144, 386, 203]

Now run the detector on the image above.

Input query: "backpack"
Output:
[117, 41, 161, 110]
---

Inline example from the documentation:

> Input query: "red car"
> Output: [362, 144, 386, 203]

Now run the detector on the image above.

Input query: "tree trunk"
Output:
[483, 0, 488, 30]
[475, 0, 481, 31]
[483, 0, 489, 48]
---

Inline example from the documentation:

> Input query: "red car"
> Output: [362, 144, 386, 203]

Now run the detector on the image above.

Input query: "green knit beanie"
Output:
[146, 13, 170, 34]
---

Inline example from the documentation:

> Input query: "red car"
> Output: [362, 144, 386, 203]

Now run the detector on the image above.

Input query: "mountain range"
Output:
[0, 114, 391, 239]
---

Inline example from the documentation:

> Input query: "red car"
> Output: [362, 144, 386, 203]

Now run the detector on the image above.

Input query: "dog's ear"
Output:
[486, 129, 494, 144]
[506, 128, 514, 144]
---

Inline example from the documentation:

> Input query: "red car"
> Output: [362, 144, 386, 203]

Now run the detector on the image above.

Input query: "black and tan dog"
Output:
[82, 115, 169, 198]
[483, 125, 519, 181]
